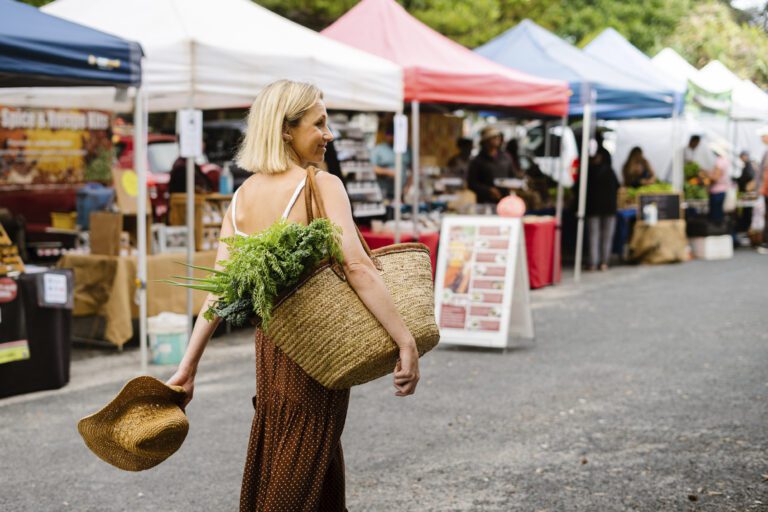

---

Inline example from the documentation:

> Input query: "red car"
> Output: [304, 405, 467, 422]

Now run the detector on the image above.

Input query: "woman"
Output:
[167, 80, 420, 511]
[580, 136, 620, 271]
[704, 143, 732, 224]
[621, 146, 656, 188]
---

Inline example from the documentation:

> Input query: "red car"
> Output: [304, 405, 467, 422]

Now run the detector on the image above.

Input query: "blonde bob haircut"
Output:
[236, 80, 324, 174]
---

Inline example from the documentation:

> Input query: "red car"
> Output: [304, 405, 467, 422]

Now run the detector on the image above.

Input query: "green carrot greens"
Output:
[165, 218, 343, 329]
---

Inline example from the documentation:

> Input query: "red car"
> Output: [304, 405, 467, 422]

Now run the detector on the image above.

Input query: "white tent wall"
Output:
[613, 114, 765, 185]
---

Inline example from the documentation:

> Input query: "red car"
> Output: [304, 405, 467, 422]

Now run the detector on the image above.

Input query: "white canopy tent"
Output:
[613, 50, 768, 186]
[36, 0, 404, 371]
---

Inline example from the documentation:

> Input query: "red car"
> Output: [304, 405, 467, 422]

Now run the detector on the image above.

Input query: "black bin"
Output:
[0, 270, 73, 399]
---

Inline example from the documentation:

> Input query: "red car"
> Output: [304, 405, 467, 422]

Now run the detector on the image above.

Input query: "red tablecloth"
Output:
[523, 218, 558, 289]
[360, 219, 558, 288]
[359, 228, 439, 277]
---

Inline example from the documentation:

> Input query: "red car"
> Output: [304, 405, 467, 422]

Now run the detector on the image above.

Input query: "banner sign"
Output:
[0, 106, 112, 186]
[434, 216, 534, 349]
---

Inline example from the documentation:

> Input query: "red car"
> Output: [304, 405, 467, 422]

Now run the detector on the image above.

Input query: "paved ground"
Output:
[1, 250, 767, 511]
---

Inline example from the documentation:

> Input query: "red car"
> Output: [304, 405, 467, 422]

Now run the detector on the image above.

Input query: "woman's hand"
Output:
[393, 343, 420, 397]
[166, 365, 196, 410]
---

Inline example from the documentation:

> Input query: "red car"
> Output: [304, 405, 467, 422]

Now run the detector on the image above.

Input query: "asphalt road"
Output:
[1, 250, 767, 511]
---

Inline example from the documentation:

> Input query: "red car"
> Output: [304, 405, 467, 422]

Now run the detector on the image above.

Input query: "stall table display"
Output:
[628, 220, 688, 264]
[359, 228, 439, 277]
[361, 216, 561, 289]
[57, 251, 216, 347]
[522, 216, 558, 289]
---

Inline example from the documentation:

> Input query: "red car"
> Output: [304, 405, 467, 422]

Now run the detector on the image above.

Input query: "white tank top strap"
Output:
[281, 177, 308, 220]
[230, 188, 247, 237]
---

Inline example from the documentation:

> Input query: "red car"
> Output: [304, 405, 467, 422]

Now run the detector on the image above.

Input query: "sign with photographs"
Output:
[434, 216, 533, 348]
[0, 105, 112, 186]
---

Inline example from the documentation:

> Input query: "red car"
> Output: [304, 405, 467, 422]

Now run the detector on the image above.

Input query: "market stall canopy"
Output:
[697, 60, 768, 121]
[321, 0, 569, 116]
[39, 0, 403, 112]
[583, 28, 684, 114]
[651, 48, 734, 114]
[475, 20, 676, 119]
[0, 0, 141, 87]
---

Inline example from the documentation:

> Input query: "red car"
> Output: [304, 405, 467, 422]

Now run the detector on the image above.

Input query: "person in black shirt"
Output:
[577, 133, 619, 271]
[468, 126, 514, 203]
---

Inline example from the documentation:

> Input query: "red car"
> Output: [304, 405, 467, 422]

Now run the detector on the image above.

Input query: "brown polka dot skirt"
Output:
[240, 329, 350, 511]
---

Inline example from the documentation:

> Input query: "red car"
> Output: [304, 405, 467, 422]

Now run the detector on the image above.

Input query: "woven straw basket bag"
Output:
[263, 167, 440, 389]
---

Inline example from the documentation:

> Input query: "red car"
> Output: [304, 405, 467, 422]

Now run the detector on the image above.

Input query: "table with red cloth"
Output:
[358, 228, 439, 277]
[359, 216, 559, 289]
[523, 216, 559, 289]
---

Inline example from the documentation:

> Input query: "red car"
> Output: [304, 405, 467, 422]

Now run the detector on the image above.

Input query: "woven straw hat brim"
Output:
[78, 376, 188, 472]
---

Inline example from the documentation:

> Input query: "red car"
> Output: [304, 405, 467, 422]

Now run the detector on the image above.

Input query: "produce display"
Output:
[625, 182, 674, 200]
[683, 161, 709, 200]
[166, 219, 343, 327]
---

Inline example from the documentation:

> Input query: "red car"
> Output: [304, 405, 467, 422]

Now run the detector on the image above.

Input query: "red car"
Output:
[115, 134, 221, 220]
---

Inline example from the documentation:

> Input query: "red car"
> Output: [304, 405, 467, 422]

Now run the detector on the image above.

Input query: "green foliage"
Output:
[166, 219, 343, 328]
[84, 148, 114, 183]
[625, 182, 674, 199]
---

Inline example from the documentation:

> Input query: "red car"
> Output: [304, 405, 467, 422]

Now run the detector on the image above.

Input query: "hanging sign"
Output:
[393, 113, 408, 154]
[178, 109, 203, 158]
[434, 216, 534, 348]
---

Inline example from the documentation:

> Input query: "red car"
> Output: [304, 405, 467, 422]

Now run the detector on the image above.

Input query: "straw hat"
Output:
[480, 126, 501, 141]
[709, 141, 729, 157]
[78, 376, 189, 472]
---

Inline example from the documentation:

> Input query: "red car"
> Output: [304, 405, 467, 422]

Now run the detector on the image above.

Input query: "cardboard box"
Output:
[89, 211, 123, 256]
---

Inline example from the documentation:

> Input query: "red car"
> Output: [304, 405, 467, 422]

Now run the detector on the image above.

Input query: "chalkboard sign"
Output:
[638, 193, 682, 220]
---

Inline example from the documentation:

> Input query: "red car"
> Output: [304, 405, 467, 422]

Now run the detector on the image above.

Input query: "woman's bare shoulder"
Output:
[314, 169, 344, 192]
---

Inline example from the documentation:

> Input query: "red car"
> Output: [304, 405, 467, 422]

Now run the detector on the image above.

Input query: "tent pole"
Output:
[553, 114, 567, 285]
[134, 86, 149, 373]
[574, 103, 592, 283]
[394, 107, 403, 244]
[671, 102, 681, 191]
[411, 100, 420, 237]
[185, 41, 196, 339]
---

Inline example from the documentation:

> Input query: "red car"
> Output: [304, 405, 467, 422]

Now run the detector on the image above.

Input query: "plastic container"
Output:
[690, 235, 733, 260]
[76, 183, 115, 230]
[219, 162, 233, 195]
[147, 312, 188, 365]
[50, 212, 77, 229]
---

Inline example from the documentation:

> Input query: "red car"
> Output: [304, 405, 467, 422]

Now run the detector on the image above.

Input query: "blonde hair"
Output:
[236, 80, 323, 174]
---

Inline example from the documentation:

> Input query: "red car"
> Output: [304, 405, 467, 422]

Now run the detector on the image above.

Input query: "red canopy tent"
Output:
[322, 0, 569, 115]
[323, 0, 569, 241]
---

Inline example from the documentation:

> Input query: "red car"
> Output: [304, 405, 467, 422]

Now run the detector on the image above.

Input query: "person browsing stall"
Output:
[371, 122, 410, 201]
[166, 80, 420, 511]
[622, 146, 656, 187]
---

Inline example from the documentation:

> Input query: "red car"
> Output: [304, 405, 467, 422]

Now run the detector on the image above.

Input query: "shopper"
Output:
[621, 146, 656, 187]
[757, 127, 768, 254]
[371, 121, 410, 201]
[166, 80, 420, 511]
[580, 133, 619, 271]
[467, 126, 513, 203]
[703, 143, 732, 225]
[445, 136, 473, 181]
[168, 156, 213, 194]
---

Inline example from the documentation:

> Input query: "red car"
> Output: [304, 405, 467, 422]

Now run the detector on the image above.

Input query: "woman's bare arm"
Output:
[315, 172, 419, 395]
[166, 207, 234, 406]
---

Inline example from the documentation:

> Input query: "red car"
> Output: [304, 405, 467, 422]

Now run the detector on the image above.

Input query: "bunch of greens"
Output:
[167, 219, 343, 328]
[625, 182, 674, 199]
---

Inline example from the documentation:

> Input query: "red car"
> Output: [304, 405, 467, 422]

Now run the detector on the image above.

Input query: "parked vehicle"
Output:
[115, 133, 221, 220]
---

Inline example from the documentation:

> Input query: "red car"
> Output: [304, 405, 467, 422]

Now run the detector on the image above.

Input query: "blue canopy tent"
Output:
[475, 19, 677, 120]
[476, 20, 680, 281]
[0, 0, 151, 369]
[0, 0, 141, 87]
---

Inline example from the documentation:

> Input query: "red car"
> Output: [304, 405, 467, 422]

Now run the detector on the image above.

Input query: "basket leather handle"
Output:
[304, 166, 382, 272]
